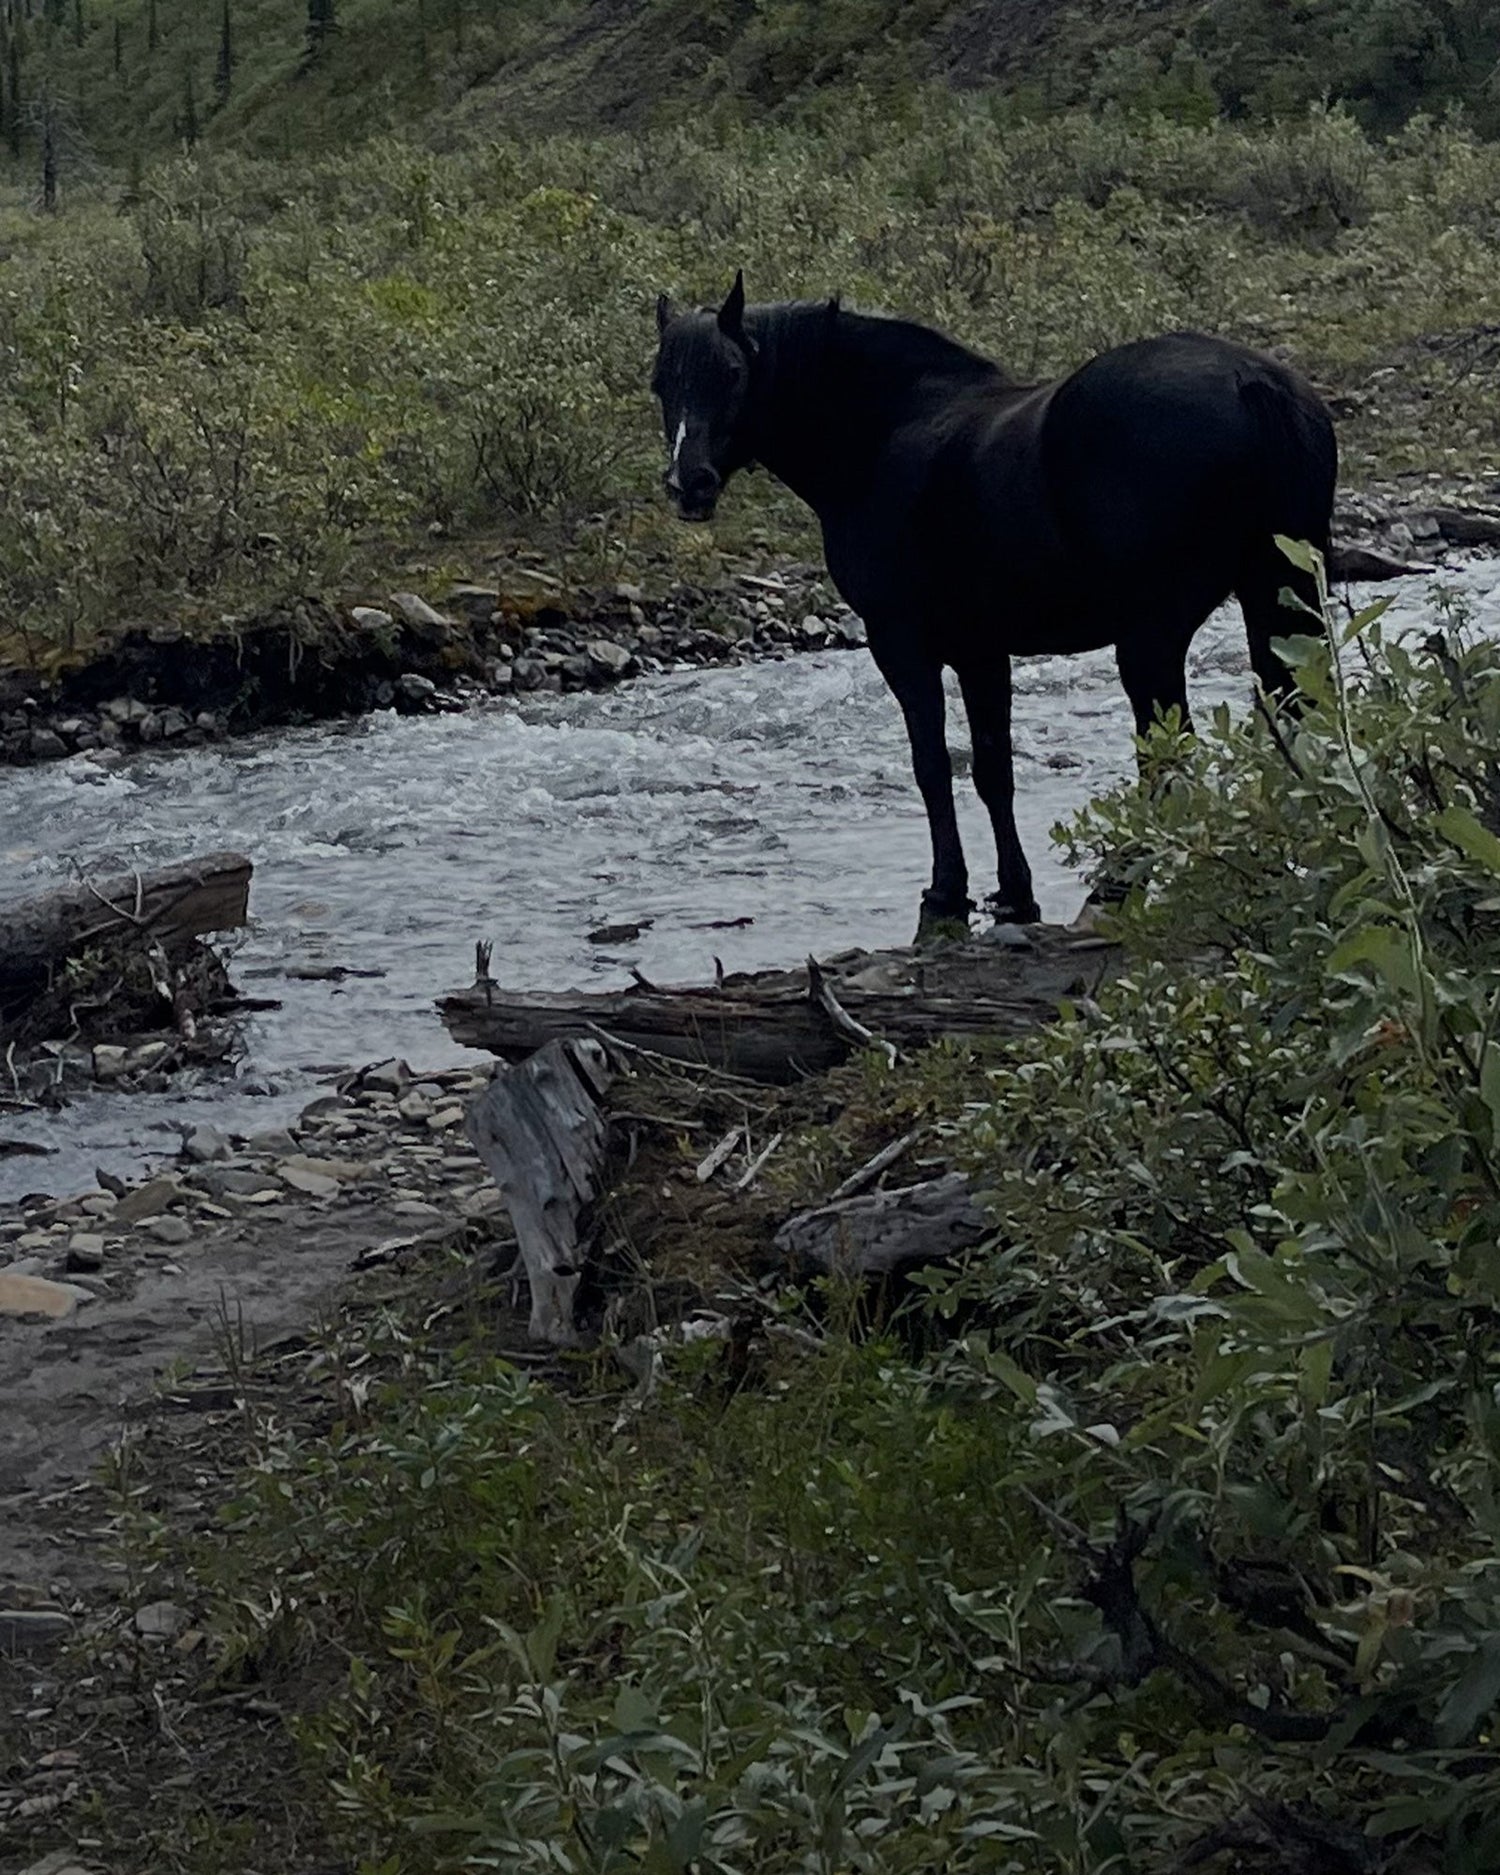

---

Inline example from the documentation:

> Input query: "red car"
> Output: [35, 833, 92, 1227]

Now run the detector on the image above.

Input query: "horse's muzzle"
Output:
[665, 464, 720, 523]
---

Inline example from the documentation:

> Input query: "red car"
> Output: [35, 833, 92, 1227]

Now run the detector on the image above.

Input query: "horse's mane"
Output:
[749, 300, 1006, 390]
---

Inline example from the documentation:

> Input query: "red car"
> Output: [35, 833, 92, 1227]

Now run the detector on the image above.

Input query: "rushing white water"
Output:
[5, 561, 1499, 1201]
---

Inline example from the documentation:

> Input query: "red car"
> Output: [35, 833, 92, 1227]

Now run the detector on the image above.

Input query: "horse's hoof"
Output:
[985, 894, 1041, 926]
[915, 892, 973, 947]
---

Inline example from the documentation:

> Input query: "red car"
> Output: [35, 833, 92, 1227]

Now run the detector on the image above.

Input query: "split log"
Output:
[0, 852, 253, 1013]
[775, 1171, 990, 1277]
[464, 1038, 613, 1345]
[440, 930, 1114, 1084]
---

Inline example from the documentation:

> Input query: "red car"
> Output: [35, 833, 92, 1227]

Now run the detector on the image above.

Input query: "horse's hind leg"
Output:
[879, 652, 971, 926]
[1114, 626, 1193, 741]
[957, 658, 1040, 925]
[1236, 541, 1324, 710]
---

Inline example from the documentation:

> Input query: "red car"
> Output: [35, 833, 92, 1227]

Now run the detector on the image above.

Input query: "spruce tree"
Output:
[179, 63, 197, 146]
[304, 0, 336, 65]
[214, 0, 232, 107]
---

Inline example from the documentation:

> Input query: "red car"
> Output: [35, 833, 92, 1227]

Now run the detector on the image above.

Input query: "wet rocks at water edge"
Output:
[0, 562, 856, 765]
[0, 1059, 501, 1334]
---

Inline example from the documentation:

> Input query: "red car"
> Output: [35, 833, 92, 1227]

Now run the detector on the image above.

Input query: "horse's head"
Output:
[650, 271, 756, 523]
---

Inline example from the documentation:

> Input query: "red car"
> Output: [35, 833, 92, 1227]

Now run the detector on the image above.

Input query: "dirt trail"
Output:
[0, 1061, 504, 1603]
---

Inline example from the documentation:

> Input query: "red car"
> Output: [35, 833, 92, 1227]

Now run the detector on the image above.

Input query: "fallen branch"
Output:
[826, 1126, 924, 1204]
[807, 954, 897, 1068]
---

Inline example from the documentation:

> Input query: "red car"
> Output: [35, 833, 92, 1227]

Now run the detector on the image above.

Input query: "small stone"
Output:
[427, 1107, 465, 1131]
[486, 661, 514, 692]
[396, 672, 437, 708]
[66, 1233, 106, 1272]
[461, 1187, 505, 1219]
[141, 1215, 193, 1246]
[28, 727, 67, 760]
[112, 1176, 182, 1224]
[511, 657, 547, 692]
[614, 581, 646, 604]
[362, 1060, 409, 1094]
[247, 1129, 299, 1155]
[389, 591, 451, 629]
[134, 1599, 190, 1640]
[282, 1154, 368, 1182]
[182, 1125, 231, 1163]
[279, 1166, 338, 1198]
[195, 710, 221, 735]
[77, 1195, 116, 1218]
[91, 1044, 129, 1082]
[397, 1092, 433, 1123]
[586, 638, 634, 679]
[103, 696, 150, 725]
[138, 712, 165, 744]
[392, 1200, 442, 1221]
[125, 1040, 171, 1074]
[351, 605, 394, 631]
[160, 707, 190, 739]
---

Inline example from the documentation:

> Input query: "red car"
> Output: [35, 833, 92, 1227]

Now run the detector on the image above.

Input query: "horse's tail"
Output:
[1238, 369, 1339, 566]
[1235, 370, 1339, 700]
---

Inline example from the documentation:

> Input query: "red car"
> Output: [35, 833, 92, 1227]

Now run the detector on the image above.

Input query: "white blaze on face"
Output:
[671, 418, 687, 467]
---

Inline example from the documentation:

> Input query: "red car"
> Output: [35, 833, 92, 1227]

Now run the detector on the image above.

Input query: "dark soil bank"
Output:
[1, 562, 851, 769]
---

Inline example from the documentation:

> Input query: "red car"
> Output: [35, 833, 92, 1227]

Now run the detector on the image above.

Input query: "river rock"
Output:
[0, 1270, 92, 1318]
[141, 1215, 193, 1246]
[389, 591, 451, 632]
[351, 605, 394, 632]
[182, 1125, 231, 1163]
[134, 1599, 190, 1640]
[103, 696, 151, 726]
[66, 1233, 106, 1271]
[361, 1060, 409, 1094]
[279, 1165, 338, 1198]
[28, 727, 67, 760]
[396, 672, 437, 709]
[586, 639, 634, 679]
[112, 1175, 182, 1224]
[511, 657, 547, 692]
[92, 1044, 129, 1082]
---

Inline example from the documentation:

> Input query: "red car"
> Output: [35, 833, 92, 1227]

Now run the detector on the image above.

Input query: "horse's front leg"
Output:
[881, 654, 971, 930]
[957, 658, 1040, 925]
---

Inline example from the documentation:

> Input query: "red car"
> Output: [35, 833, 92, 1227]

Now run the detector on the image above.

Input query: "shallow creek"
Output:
[5, 561, 1499, 1201]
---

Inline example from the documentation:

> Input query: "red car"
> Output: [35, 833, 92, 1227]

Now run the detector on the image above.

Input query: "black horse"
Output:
[651, 273, 1338, 930]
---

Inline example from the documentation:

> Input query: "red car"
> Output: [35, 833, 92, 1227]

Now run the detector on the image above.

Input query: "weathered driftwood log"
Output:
[775, 1171, 990, 1277]
[440, 931, 1114, 1084]
[0, 851, 253, 1013]
[1327, 542, 1435, 583]
[464, 1038, 613, 1345]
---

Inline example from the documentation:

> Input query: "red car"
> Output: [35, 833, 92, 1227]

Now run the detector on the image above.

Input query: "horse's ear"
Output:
[718, 269, 746, 339]
[826, 294, 841, 322]
[655, 292, 674, 336]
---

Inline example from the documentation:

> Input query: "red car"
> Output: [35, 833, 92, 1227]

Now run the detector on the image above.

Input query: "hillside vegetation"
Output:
[1, 0, 1498, 167]
[4, 96, 1500, 674]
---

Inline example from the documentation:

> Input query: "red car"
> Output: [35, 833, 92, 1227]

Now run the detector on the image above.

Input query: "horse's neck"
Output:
[747, 309, 992, 514]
